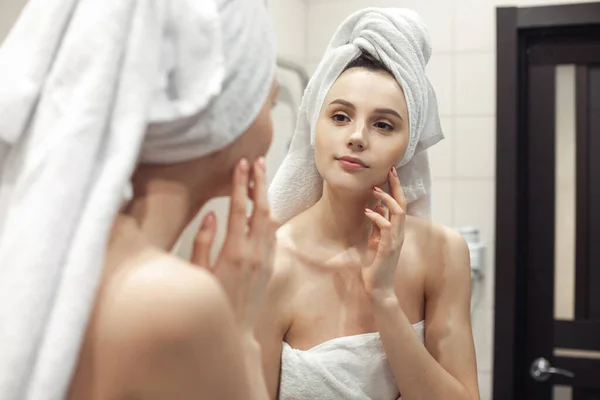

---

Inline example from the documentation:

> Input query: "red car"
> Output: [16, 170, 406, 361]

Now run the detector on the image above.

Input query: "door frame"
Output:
[495, 3, 600, 399]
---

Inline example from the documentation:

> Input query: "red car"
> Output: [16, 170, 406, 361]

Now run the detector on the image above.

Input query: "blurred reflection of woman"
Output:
[256, 8, 479, 400]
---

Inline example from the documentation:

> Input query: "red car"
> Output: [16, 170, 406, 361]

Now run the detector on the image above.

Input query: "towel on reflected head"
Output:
[268, 7, 444, 223]
[0, 0, 275, 399]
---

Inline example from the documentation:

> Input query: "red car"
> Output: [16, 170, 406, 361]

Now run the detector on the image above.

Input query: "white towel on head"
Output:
[269, 8, 443, 223]
[0, 0, 275, 399]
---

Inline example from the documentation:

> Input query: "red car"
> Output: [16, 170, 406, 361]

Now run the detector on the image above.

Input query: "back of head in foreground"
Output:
[0, 0, 276, 398]
[269, 7, 444, 225]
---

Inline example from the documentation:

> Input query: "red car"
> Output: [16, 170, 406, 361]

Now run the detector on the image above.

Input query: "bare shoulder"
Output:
[406, 222, 480, 400]
[251, 225, 301, 399]
[405, 215, 469, 261]
[273, 223, 302, 289]
[272, 219, 317, 301]
[90, 253, 242, 399]
[404, 216, 470, 291]
[101, 254, 229, 343]
[259, 224, 300, 323]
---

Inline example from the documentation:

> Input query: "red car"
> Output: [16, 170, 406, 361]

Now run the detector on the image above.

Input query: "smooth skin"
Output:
[68, 83, 279, 400]
[252, 68, 480, 400]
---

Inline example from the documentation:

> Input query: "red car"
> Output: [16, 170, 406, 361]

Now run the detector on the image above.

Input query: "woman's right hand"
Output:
[191, 157, 277, 334]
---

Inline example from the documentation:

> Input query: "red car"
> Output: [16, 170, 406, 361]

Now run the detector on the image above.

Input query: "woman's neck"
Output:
[123, 181, 199, 251]
[122, 159, 229, 252]
[310, 183, 379, 249]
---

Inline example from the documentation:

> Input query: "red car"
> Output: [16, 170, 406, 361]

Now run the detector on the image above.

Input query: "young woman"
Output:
[0, 0, 280, 399]
[254, 8, 479, 400]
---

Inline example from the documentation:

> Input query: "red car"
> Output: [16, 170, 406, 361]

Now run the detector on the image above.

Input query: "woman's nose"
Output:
[346, 125, 367, 151]
[347, 139, 365, 150]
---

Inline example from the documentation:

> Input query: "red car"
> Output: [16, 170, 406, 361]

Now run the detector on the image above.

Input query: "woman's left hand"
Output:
[362, 167, 407, 300]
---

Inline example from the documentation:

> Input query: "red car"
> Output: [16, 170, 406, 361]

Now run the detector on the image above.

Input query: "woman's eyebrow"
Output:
[374, 108, 403, 121]
[329, 99, 355, 109]
[329, 99, 403, 121]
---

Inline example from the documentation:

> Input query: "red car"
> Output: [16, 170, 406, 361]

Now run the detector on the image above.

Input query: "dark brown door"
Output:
[525, 34, 600, 399]
[495, 4, 600, 400]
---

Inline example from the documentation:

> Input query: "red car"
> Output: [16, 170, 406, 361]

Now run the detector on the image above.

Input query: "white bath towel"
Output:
[268, 8, 443, 223]
[0, 1, 275, 399]
[279, 321, 426, 400]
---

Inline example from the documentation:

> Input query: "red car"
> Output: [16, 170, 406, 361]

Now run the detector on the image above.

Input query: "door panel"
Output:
[494, 4, 600, 399]
[527, 62, 556, 399]
[554, 64, 577, 324]
[555, 385, 572, 400]
[588, 66, 600, 321]
[526, 39, 600, 399]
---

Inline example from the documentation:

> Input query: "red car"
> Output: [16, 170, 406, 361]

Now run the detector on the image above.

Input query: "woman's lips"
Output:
[337, 159, 366, 170]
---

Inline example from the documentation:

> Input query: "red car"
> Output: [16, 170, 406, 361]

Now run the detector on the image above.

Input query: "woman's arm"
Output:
[254, 244, 295, 399]
[371, 228, 479, 400]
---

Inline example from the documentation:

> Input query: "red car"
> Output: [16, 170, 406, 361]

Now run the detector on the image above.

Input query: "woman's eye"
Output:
[374, 121, 393, 131]
[332, 113, 350, 123]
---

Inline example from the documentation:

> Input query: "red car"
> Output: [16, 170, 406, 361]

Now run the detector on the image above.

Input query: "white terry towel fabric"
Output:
[0, 1, 276, 399]
[279, 321, 425, 400]
[269, 8, 444, 223]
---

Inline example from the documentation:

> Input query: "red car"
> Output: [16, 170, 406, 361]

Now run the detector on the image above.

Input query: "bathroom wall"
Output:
[0, 0, 26, 43]
[303, 0, 598, 398]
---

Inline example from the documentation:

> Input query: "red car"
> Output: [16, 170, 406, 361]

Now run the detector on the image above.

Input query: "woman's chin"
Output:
[325, 175, 373, 196]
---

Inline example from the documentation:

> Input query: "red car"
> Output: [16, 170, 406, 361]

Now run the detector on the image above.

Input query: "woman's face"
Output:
[314, 67, 409, 194]
[229, 80, 280, 163]
[210, 80, 279, 198]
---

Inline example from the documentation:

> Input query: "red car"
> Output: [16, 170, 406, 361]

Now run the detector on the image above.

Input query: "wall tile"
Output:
[0, 0, 27, 43]
[455, 53, 496, 116]
[455, 117, 496, 178]
[427, 53, 455, 117]
[307, 0, 365, 61]
[453, 179, 496, 312]
[455, 2, 496, 52]
[472, 304, 494, 373]
[517, 0, 600, 5]
[478, 371, 493, 400]
[268, 84, 299, 182]
[269, 0, 308, 63]
[430, 118, 454, 179]
[431, 180, 454, 227]
[452, 0, 600, 54]
[456, 0, 514, 7]
[175, 197, 231, 262]
[453, 180, 496, 258]
[477, 242, 496, 310]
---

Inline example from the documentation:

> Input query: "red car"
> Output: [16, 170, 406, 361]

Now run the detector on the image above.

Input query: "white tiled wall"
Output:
[455, 53, 497, 116]
[455, 117, 496, 179]
[267, 0, 308, 64]
[0, 0, 26, 43]
[428, 53, 455, 117]
[429, 117, 454, 179]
